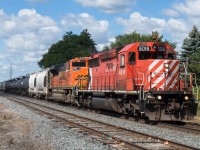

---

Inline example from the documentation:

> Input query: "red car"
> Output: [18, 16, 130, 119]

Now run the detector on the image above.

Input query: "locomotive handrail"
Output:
[136, 72, 144, 93]
[191, 73, 199, 100]
[75, 75, 88, 90]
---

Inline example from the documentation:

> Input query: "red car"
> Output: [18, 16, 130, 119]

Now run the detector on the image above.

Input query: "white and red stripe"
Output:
[146, 60, 179, 90]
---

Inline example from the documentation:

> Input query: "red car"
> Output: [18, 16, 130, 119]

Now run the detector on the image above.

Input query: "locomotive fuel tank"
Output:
[91, 97, 123, 113]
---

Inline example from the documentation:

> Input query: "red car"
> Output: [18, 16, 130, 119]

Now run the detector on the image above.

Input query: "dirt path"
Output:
[0, 103, 51, 150]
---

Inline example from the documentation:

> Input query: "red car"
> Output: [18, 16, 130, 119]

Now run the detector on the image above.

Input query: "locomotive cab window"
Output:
[139, 52, 151, 60]
[128, 52, 135, 64]
[120, 54, 125, 68]
[168, 53, 174, 59]
[157, 53, 164, 59]
[72, 62, 86, 67]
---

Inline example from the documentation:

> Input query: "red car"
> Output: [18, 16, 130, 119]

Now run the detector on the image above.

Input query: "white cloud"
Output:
[0, 9, 5, 16]
[167, 18, 187, 32]
[163, 0, 200, 27]
[162, 9, 179, 17]
[116, 12, 189, 51]
[23, 52, 41, 62]
[74, 0, 135, 14]
[61, 13, 109, 43]
[0, 8, 61, 81]
[0, 9, 61, 40]
[116, 12, 166, 34]
[173, 0, 200, 17]
[0, 54, 6, 59]
[159, 0, 200, 51]
[96, 37, 116, 51]
[0, 8, 60, 52]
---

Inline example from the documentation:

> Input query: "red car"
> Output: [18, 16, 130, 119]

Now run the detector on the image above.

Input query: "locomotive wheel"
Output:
[134, 114, 140, 121]
[134, 111, 140, 121]
[124, 114, 130, 119]
[185, 106, 191, 120]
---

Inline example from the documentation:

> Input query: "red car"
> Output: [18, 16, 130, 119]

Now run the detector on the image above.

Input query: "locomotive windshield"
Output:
[72, 62, 86, 67]
[139, 52, 174, 60]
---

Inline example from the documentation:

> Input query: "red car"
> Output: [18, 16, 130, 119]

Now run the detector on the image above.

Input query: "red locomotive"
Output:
[77, 42, 198, 121]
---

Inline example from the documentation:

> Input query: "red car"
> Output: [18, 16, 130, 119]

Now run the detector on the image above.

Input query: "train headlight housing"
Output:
[184, 96, 189, 101]
[165, 68, 169, 72]
[164, 64, 169, 68]
[157, 95, 162, 100]
[164, 63, 169, 73]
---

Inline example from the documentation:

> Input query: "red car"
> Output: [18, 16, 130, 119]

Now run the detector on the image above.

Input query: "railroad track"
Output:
[157, 121, 200, 135]
[1, 94, 198, 150]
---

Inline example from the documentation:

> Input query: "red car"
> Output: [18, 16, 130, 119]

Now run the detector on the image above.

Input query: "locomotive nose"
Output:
[146, 60, 179, 91]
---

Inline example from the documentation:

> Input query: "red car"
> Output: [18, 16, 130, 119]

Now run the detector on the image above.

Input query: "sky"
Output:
[0, 0, 200, 81]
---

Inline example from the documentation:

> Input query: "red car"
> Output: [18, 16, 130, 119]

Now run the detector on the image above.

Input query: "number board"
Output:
[138, 46, 151, 52]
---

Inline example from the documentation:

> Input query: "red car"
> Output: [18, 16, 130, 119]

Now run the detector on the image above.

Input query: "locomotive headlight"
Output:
[164, 64, 169, 68]
[157, 95, 162, 100]
[165, 68, 169, 72]
[184, 96, 189, 100]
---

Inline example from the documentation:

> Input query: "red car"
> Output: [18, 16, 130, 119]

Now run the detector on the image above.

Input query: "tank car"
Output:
[19, 75, 29, 95]
[77, 42, 198, 121]
[6, 79, 18, 94]
[0, 82, 5, 91]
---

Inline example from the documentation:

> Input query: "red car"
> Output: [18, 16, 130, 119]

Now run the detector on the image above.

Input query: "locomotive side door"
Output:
[126, 51, 136, 91]
[116, 52, 127, 90]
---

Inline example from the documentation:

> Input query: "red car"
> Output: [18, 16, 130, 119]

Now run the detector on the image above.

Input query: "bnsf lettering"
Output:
[138, 46, 150, 51]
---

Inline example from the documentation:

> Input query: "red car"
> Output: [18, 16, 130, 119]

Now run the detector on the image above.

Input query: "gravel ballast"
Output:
[0, 96, 113, 150]
[0, 95, 199, 149]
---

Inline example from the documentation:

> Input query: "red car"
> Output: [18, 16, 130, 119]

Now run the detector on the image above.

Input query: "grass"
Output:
[193, 87, 200, 118]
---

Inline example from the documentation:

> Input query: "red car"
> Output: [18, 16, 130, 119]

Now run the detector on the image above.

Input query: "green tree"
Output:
[181, 26, 200, 83]
[182, 26, 200, 58]
[108, 31, 175, 50]
[102, 45, 110, 51]
[38, 29, 96, 68]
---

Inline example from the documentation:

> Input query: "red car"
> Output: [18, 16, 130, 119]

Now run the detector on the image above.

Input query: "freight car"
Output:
[0, 81, 5, 91]
[1, 42, 198, 121]
[4, 76, 29, 95]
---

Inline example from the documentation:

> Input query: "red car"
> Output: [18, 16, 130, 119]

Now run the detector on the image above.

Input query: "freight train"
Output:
[0, 42, 198, 121]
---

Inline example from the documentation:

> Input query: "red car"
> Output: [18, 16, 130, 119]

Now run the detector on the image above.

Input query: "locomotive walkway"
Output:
[2, 94, 198, 150]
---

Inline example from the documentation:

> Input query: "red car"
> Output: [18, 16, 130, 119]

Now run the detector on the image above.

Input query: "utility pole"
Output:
[10, 64, 12, 79]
